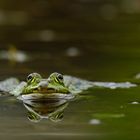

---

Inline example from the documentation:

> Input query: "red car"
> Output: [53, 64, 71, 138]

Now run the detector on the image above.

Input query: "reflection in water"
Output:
[22, 98, 69, 123]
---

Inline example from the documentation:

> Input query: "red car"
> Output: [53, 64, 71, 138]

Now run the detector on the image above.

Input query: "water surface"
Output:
[0, 47, 140, 140]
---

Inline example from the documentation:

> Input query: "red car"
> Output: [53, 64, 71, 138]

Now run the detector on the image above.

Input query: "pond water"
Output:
[0, 46, 140, 140]
[0, 0, 140, 140]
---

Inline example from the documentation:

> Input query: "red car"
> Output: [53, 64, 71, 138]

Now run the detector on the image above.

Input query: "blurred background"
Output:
[0, 1, 140, 140]
[0, 0, 140, 81]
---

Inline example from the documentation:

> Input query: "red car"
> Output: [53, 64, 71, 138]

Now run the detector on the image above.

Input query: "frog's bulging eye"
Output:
[27, 73, 42, 83]
[27, 75, 33, 81]
[58, 74, 63, 81]
[49, 72, 64, 83]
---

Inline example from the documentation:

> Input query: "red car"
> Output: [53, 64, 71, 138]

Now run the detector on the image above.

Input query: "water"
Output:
[0, 0, 140, 140]
[0, 47, 140, 140]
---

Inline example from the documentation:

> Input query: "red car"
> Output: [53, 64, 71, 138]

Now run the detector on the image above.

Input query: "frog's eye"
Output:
[49, 72, 64, 83]
[27, 73, 42, 83]
[57, 74, 63, 81]
[27, 74, 33, 81]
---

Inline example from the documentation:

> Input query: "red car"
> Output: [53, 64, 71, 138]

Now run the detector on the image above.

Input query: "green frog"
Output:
[18, 72, 72, 100]
[9, 72, 70, 98]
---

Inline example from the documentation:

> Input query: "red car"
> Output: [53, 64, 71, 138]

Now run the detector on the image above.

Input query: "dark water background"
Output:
[0, 0, 140, 140]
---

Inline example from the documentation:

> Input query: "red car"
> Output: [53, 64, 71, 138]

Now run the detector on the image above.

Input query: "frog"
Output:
[17, 72, 72, 101]
[9, 72, 71, 100]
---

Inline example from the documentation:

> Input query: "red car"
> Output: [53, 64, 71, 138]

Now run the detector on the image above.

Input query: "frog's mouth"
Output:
[39, 87, 57, 93]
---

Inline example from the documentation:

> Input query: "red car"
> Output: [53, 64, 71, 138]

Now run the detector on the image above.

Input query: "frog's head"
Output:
[22, 72, 69, 94]
[47, 72, 69, 93]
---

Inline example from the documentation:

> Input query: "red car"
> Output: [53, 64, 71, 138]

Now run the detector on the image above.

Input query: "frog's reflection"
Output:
[22, 98, 69, 123]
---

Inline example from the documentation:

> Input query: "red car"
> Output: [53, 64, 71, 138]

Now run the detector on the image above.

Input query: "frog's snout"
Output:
[39, 80, 48, 88]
